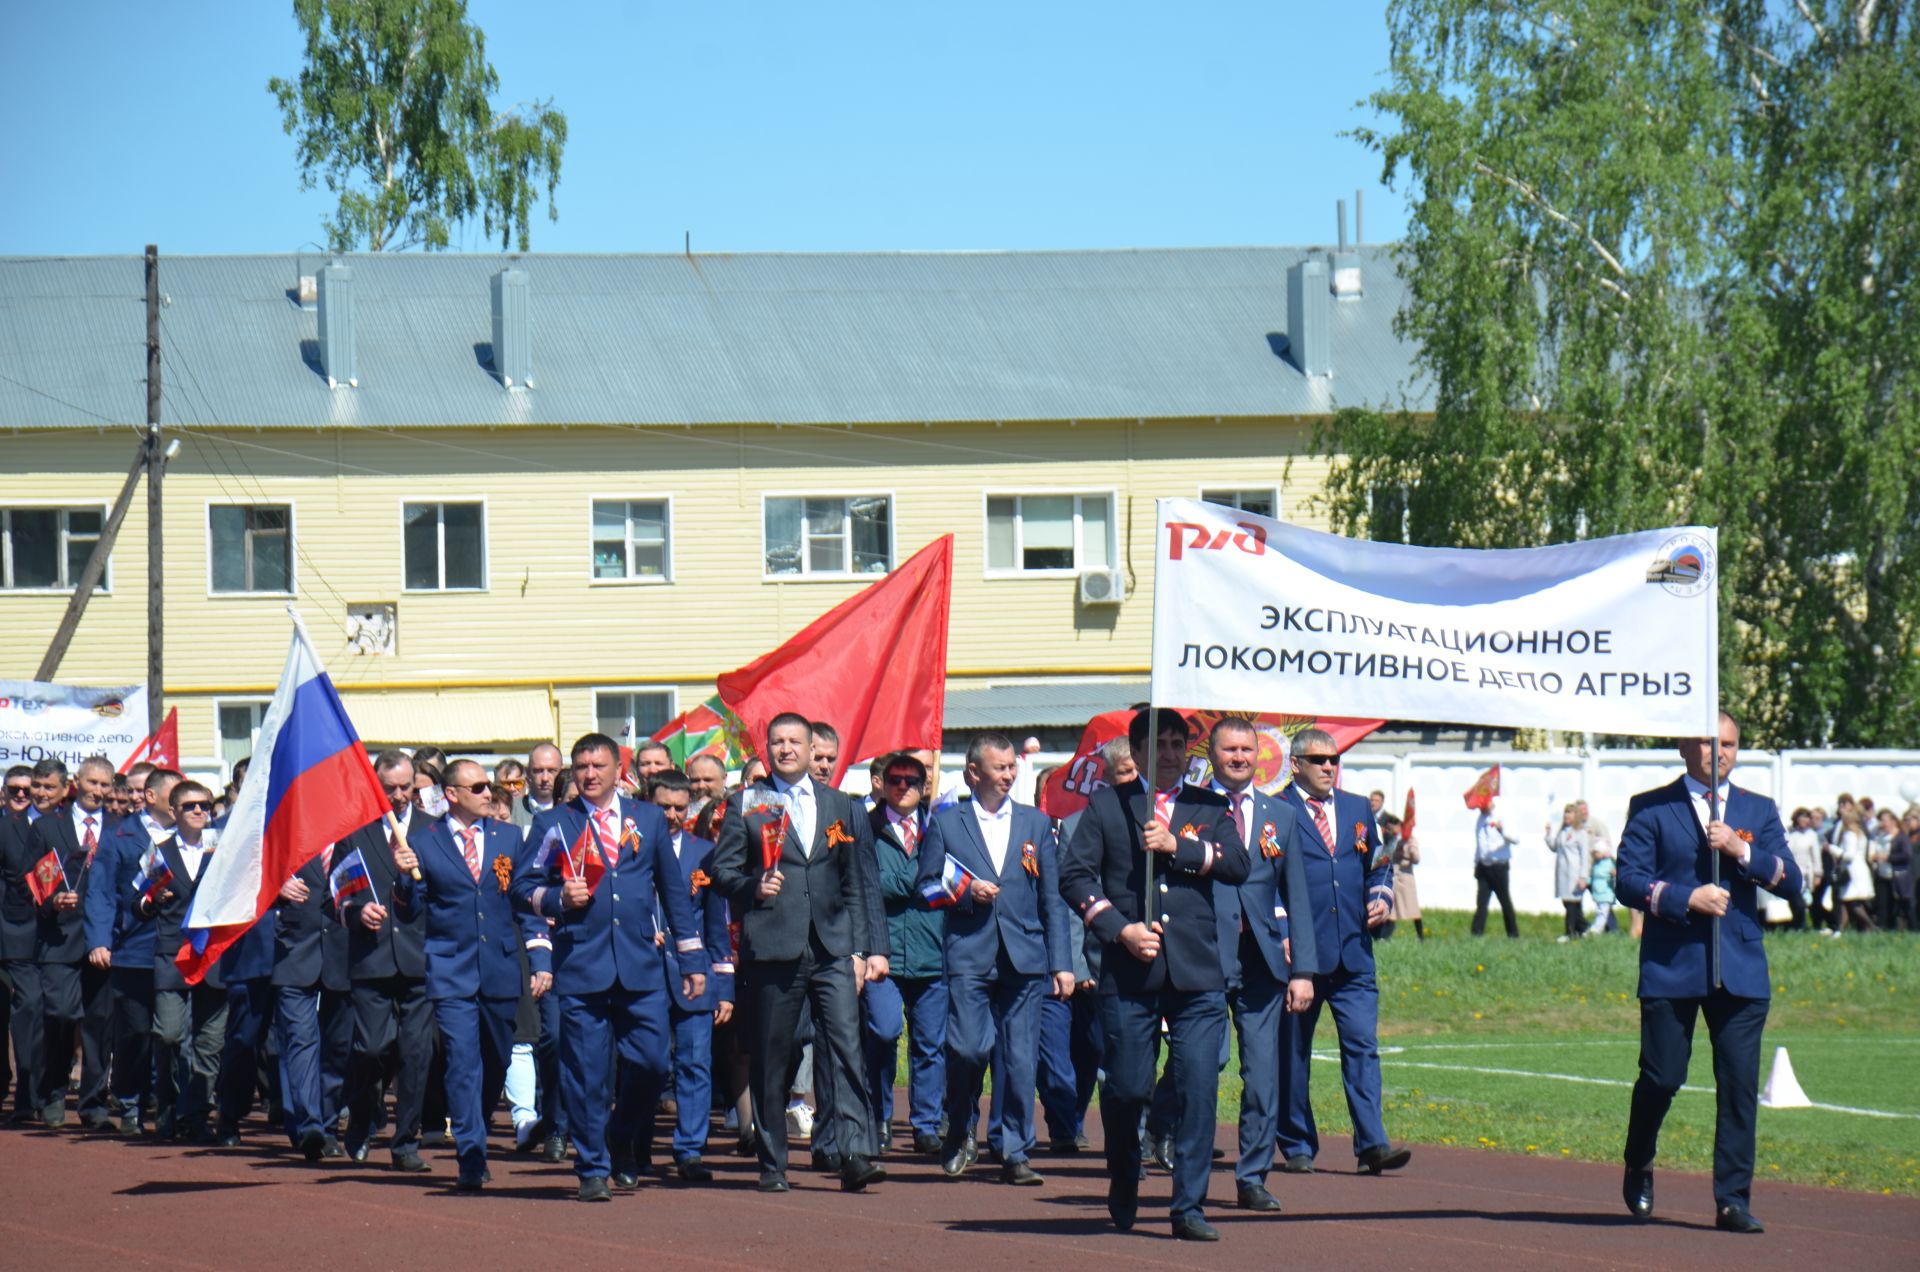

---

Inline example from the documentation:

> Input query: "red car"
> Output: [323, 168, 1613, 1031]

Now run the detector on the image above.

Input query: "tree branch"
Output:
[1472, 160, 1634, 298]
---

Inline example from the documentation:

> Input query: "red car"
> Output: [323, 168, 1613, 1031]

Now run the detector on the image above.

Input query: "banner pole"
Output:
[1710, 732, 1722, 991]
[1143, 705, 1157, 902]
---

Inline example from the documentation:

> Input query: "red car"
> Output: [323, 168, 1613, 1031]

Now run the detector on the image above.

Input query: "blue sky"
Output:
[2, 1, 1404, 256]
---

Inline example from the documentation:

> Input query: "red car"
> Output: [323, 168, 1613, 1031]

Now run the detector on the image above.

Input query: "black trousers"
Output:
[1625, 990, 1768, 1210]
[345, 976, 434, 1159]
[40, 960, 113, 1120]
[743, 934, 869, 1177]
[1471, 863, 1519, 937]
[109, 967, 154, 1117]
[5, 959, 43, 1119]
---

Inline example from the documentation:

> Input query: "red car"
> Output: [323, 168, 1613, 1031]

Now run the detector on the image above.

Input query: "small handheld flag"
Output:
[328, 848, 375, 908]
[920, 855, 976, 910]
[26, 847, 70, 906]
[1463, 765, 1500, 812]
[132, 842, 174, 902]
[558, 822, 606, 894]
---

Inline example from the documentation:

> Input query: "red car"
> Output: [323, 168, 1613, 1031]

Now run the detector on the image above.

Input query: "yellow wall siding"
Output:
[3, 418, 1335, 756]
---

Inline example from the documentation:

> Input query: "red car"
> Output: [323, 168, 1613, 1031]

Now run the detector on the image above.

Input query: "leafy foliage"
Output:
[1322, 1, 1918, 746]
[268, 0, 567, 251]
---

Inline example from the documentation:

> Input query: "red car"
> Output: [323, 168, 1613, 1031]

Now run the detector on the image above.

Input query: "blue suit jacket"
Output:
[1616, 778, 1800, 1001]
[916, 800, 1072, 978]
[1212, 787, 1320, 985]
[84, 817, 161, 966]
[511, 796, 707, 996]
[394, 816, 545, 1001]
[660, 831, 733, 1012]
[1282, 785, 1391, 976]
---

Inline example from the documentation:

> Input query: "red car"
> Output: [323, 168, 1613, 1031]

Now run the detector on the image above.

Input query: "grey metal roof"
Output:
[942, 679, 1150, 731]
[0, 247, 1424, 430]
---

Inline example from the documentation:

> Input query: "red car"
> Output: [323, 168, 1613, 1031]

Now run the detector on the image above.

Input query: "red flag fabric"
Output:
[1463, 765, 1500, 811]
[559, 822, 606, 894]
[1037, 708, 1385, 819]
[718, 536, 952, 785]
[26, 847, 68, 906]
[1402, 788, 1417, 841]
[118, 707, 179, 774]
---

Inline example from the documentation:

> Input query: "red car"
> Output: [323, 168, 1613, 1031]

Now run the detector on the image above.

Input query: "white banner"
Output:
[1149, 498, 1719, 738]
[0, 680, 150, 771]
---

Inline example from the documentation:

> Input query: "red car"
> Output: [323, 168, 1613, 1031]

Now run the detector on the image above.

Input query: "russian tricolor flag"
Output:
[919, 854, 976, 910]
[178, 616, 388, 984]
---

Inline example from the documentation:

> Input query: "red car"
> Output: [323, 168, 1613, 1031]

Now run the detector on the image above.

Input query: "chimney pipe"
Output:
[490, 268, 531, 389]
[1287, 259, 1331, 378]
[1331, 195, 1364, 301]
[1337, 200, 1348, 252]
[1355, 189, 1364, 245]
[316, 261, 357, 388]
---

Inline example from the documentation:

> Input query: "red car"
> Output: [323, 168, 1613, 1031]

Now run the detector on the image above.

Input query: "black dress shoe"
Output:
[1238, 1182, 1282, 1212]
[348, 1141, 370, 1164]
[1172, 1215, 1221, 1242]
[756, 1170, 789, 1193]
[1047, 1135, 1085, 1155]
[321, 1135, 345, 1159]
[81, 1114, 114, 1133]
[421, 1129, 452, 1149]
[841, 1156, 886, 1192]
[1146, 1134, 1174, 1172]
[542, 1133, 568, 1163]
[455, 1170, 486, 1192]
[118, 1114, 142, 1137]
[1108, 1173, 1139, 1232]
[913, 1131, 943, 1155]
[611, 1159, 642, 1191]
[578, 1177, 612, 1202]
[1622, 1168, 1654, 1219]
[811, 1149, 845, 1174]
[676, 1157, 713, 1183]
[733, 1134, 758, 1158]
[941, 1134, 977, 1178]
[1280, 1153, 1315, 1174]
[1716, 1204, 1763, 1234]
[216, 1131, 242, 1149]
[1001, 1160, 1044, 1186]
[391, 1152, 430, 1173]
[300, 1129, 326, 1162]
[1357, 1143, 1412, 1174]
[40, 1103, 66, 1129]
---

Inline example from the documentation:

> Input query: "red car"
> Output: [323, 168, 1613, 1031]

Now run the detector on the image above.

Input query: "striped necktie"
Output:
[461, 825, 481, 881]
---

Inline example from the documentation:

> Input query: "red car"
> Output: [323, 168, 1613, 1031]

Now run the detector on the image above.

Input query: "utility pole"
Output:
[146, 245, 163, 735]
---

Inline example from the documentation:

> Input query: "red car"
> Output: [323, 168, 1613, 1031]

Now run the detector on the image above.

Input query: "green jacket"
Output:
[872, 804, 945, 980]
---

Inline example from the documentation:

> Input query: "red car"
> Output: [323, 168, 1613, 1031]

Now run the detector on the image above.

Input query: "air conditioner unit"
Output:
[1078, 568, 1125, 606]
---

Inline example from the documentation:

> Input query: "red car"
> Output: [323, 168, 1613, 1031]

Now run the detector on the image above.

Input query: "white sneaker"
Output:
[514, 1118, 539, 1151]
[786, 1102, 815, 1142]
[1556, 935, 1571, 944]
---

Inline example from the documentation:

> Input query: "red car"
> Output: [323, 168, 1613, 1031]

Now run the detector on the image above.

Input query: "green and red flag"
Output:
[652, 695, 750, 770]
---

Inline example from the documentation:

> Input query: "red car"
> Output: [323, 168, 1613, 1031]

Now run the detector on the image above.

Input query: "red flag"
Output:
[1037, 708, 1384, 819]
[559, 822, 606, 894]
[1463, 765, 1500, 811]
[718, 536, 952, 785]
[1402, 788, 1417, 841]
[118, 707, 179, 774]
[26, 847, 69, 906]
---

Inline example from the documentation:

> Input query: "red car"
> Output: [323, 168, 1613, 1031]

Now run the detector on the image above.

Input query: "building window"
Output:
[1200, 488, 1279, 519]
[216, 700, 269, 776]
[403, 502, 485, 591]
[0, 507, 103, 591]
[210, 505, 292, 594]
[594, 690, 675, 746]
[985, 493, 1113, 574]
[764, 496, 892, 577]
[591, 499, 671, 581]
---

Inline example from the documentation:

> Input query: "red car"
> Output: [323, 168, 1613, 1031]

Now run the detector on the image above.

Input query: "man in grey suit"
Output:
[712, 712, 890, 1195]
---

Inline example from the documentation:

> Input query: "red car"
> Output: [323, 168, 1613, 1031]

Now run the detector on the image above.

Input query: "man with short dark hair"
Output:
[29, 756, 114, 1129]
[140, 779, 227, 1140]
[1617, 710, 1801, 1234]
[686, 754, 727, 817]
[868, 750, 945, 1156]
[271, 787, 355, 1163]
[808, 722, 841, 786]
[634, 743, 673, 791]
[2, 766, 47, 1120]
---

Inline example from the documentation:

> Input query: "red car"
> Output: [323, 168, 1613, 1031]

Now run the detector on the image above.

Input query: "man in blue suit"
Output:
[270, 831, 354, 1162]
[645, 767, 734, 1182]
[918, 733, 1073, 1186]
[394, 758, 546, 1190]
[1060, 708, 1250, 1242]
[1204, 718, 1319, 1212]
[1616, 710, 1801, 1234]
[511, 734, 706, 1202]
[1277, 728, 1410, 1177]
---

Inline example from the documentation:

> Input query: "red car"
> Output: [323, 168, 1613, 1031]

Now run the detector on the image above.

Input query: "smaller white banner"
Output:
[1149, 499, 1719, 738]
[0, 680, 150, 771]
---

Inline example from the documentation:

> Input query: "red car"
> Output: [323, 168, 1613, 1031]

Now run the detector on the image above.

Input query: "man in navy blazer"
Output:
[511, 734, 706, 1202]
[1060, 708, 1250, 1242]
[1277, 728, 1411, 1177]
[394, 758, 546, 1190]
[1616, 710, 1801, 1234]
[33, 756, 115, 1130]
[917, 732, 1073, 1186]
[1202, 718, 1319, 1212]
[270, 832, 353, 1161]
[644, 767, 734, 1182]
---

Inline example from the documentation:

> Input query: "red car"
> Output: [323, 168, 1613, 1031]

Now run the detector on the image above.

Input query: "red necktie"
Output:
[594, 808, 618, 866]
[1152, 789, 1177, 828]
[899, 817, 918, 857]
[1309, 798, 1335, 855]
[1230, 796, 1248, 846]
[461, 825, 481, 881]
[83, 816, 98, 869]
[321, 843, 333, 874]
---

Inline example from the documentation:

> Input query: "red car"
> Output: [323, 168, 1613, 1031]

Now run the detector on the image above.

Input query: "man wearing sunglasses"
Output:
[867, 751, 946, 1157]
[138, 780, 228, 1142]
[1276, 729, 1410, 1179]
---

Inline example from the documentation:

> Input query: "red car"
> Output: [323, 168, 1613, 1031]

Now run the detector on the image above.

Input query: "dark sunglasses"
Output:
[1295, 754, 1340, 767]
[176, 801, 213, 813]
[4, 787, 29, 800]
[454, 782, 492, 796]
[883, 774, 922, 787]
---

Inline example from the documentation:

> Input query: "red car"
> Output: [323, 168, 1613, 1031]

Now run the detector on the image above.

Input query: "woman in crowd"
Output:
[1583, 837, 1616, 936]
[1887, 808, 1917, 932]
[1832, 805, 1877, 933]
[1547, 803, 1590, 942]
[1383, 812, 1424, 941]
[1869, 809, 1900, 929]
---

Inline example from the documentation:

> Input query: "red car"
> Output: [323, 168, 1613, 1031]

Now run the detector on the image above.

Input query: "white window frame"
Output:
[587, 494, 675, 585]
[205, 499, 297, 598]
[590, 686, 681, 745]
[212, 696, 272, 781]
[399, 497, 489, 593]
[981, 488, 1119, 579]
[0, 502, 111, 594]
[759, 491, 897, 582]
[1198, 486, 1283, 520]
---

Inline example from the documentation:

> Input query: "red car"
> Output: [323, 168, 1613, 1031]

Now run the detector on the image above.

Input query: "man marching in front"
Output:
[1060, 707, 1248, 1242]
[1616, 709, 1800, 1233]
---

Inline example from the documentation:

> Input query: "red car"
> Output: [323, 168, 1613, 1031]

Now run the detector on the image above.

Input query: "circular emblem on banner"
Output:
[93, 698, 125, 718]
[1646, 533, 1714, 597]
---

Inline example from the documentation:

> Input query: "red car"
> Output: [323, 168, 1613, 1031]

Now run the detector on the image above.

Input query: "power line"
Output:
[0, 370, 138, 429]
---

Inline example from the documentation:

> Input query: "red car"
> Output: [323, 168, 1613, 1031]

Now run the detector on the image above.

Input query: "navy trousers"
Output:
[1626, 990, 1768, 1210]
[1100, 988, 1227, 1224]
[1228, 944, 1288, 1187]
[559, 985, 671, 1180]
[946, 960, 1043, 1165]
[5, 960, 42, 1119]
[1277, 966, 1387, 1161]
[535, 987, 567, 1137]
[109, 967, 154, 1120]
[218, 977, 276, 1133]
[275, 985, 352, 1143]
[856, 973, 905, 1145]
[345, 976, 433, 1160]
[663, 1001, 715, 1162]
[434, 995, 515, 1177]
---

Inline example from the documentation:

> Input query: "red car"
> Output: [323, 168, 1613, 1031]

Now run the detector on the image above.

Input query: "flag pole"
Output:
[1143, 705, 1158, 903]
[1709, 732, 1722, 991]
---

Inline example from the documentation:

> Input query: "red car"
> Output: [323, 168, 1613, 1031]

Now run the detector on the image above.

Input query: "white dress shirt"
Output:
[71, 804, 103, 850]
[1681, 774, 1748, 866]
[773, 773, 815, 858]
[972, 796, 1014, 875]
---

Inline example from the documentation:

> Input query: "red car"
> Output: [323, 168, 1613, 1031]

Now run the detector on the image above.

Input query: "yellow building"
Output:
[0, 246, 1413, 772]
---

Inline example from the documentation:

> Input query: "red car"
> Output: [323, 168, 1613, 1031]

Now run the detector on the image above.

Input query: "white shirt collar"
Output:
[972, 797, 1013, 823]
[73, 804, 102, 833]
[1682, 774, 1730, 803]
[773, 773, 813, 799]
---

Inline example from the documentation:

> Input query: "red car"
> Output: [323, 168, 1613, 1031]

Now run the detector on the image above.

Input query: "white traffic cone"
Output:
[1760, 1045, 1811, 1109]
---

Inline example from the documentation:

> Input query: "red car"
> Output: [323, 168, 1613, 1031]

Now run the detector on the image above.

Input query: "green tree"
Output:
[1322, 0, 1918, 747]
[268, 0, 567, 251]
